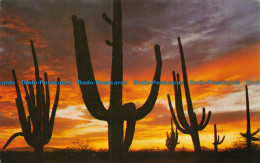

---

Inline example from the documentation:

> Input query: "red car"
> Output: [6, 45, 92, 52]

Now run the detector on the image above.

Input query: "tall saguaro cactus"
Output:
[167, 37, 211, 152]
[213, 124, 225, 152]
[240, 85, 259, 153]
[166, 118, 179, 152]
[72, 0, 162, 161]
[3, 40, 60, 152]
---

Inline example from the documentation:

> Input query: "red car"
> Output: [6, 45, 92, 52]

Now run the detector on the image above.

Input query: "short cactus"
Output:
[166, 118, 179, 152]
[212, 124, 225, 152]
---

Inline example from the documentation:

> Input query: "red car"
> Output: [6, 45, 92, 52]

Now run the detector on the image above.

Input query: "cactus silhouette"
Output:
[3, 40, 60, 152]
[166, 118, 179, 152]
[212, 124, 225, 152]
[240, 85, 259, 153]
[167, 37, 211, 152]
[71, 0, 162, 161]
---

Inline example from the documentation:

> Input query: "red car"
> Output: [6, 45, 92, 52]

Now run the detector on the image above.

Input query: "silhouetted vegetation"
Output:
[65, 139, 93, 152]
[1, 149, 260, 163]
[71, 0, 162, 162]
[240, 85, 260, 154]
[213, 124, 225, 152]
[3, 40, 60, 152]
[167, 37, 211, 152]
[166, 118, 179, 152]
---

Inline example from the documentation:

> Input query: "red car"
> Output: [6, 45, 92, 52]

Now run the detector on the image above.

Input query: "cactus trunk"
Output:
[246, 85, 251, 152]
[214, 125, 218, 152]
[108, 121, 123, 161]
[109, 0, 124, 160]
[35, 146, 44, 153]
[191, 130, 201, 152]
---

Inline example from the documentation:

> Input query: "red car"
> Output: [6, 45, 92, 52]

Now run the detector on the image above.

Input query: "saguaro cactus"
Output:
[3, 40, 60, 152]
[166, 118, 179, 152]
[72, 0, 162, 161]
[167, 37, 211, 152]
[213, 124, 225, 152]
[240, 85, 259, 153]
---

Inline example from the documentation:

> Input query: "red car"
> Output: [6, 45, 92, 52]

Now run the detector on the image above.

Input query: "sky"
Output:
[0, 0, 260, 151]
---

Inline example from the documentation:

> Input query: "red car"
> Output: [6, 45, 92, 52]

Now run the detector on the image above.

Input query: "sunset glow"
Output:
[0, 0, 260, 152]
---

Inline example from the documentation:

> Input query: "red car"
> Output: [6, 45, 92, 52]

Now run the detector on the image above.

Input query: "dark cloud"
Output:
[1, 0, 259, 79]
[210, 109, 260, 125]
[0, 114, 19, 127]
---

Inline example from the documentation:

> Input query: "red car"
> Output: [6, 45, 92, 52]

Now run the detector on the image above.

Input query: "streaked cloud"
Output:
[0, 0, 260, 150]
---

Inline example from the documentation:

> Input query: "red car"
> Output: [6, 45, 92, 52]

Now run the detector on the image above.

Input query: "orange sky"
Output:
[1, 41, 260, 151]
[0, 0, 260, 152]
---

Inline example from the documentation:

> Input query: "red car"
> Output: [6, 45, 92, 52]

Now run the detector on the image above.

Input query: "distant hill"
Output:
[0, 147, 58, 152]
[201, 146, 211, 151]
[175, 147, 193, 152]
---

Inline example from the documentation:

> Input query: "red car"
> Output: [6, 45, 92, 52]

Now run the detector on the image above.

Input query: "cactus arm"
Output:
[102, 13, 113, 25]
[72, 15, 108, 121]
[251, 136, 260, 141]
[28, 82, 35, 107]
[43, 73, 50, 136]
[31, 40, 42, 116]
[23, 84, 35, 123]
[49, 77, 60, 131]
[105, 40, 113, 46]
[198, 110, 211, 130]
[219, 136, 225, 144]
[251, 128, 259, 136]
[198, 108, 206, 127]
[123, 120, 136, 152]
[3, 132, 24, 149]
[27, 116, 31, 132]
[122, 103, 136, 152]
[123, 119, 136, 152]
[44, 73, 50, 124]
[166, 131, 169, 138]
[40, 79, 46, 110]
[177, 37, 194, 115]
[176, 127, 179, 142]
[136, 45, 162, 120]
[12, 70, 30, 134]
[167, 94, 190, 134]
[30, 40, 39, 81]
[240, 133, 246, 137]
[172, 71, 191, 130]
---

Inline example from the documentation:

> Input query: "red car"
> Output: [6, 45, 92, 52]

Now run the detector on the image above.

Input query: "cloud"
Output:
[1, 0, 260, 150]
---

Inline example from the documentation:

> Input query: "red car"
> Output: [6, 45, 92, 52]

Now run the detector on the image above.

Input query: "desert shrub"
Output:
[66, 139, 93, 152]
[232, 136, 260, 151]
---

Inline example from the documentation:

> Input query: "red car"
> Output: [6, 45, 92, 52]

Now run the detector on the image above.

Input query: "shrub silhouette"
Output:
[71, 0, 162, 162]
[3, 40, 60, 152]
[66, 139, 93, 152]
[167, 37, 211, 152]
